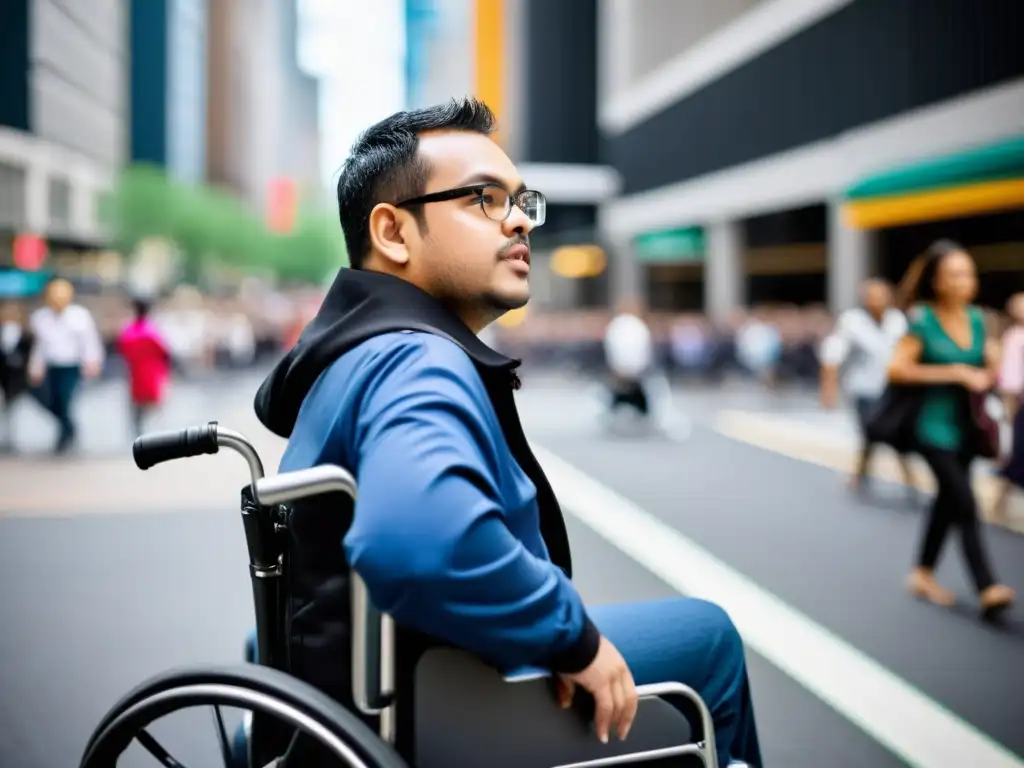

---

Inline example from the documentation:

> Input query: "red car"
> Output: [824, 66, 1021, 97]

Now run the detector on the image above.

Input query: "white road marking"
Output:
[534, 445, 1024, 768]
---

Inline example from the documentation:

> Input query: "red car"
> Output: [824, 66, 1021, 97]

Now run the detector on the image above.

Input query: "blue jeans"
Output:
[30, 365, 81, 447]
[591, 597, 762, 768]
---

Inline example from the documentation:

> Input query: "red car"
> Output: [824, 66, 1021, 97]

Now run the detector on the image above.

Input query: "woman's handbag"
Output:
[864, 384, 925, 454]
[967, 390, 1010, 461]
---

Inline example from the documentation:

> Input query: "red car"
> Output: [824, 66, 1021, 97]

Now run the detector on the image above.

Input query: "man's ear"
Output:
[367, 203, 411, 267]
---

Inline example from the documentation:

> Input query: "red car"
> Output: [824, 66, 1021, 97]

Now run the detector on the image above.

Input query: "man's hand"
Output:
[82, 360, 101, 379]
[819, 365, 840, 410]
[957, 364, 992, 393]
[556, 635, 638, 744]
[28, 362, 44, 387]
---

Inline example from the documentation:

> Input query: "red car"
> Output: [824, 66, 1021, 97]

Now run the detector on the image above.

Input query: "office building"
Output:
[129, 0, 208, 184]
[598, 0, 1024, 316]
[0, 0, 129, 263]
[408, 0, 1024, 316]
[205, 0, 321, 219]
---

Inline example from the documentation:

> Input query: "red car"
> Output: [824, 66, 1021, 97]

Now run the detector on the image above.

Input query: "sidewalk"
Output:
[0, 371, 285, 517]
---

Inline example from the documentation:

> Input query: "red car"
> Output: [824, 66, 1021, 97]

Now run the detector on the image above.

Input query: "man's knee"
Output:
[689, 598, 744, 668]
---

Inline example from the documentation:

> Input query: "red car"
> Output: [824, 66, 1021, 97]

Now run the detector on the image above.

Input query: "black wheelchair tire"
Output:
[79, 663, 407, 768]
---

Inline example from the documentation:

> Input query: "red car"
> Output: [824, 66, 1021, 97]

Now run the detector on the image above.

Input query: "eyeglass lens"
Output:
[480, 188, 546, 225]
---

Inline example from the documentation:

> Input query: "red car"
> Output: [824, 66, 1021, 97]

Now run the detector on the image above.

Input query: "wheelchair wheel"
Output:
[80, 663, 407, 768]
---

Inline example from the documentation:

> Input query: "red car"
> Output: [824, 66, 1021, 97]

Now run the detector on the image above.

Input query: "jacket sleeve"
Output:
[342, 338, 600, 674]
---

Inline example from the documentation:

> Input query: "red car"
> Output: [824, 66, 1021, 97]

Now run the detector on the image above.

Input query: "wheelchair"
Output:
[78, 421, 721, 767]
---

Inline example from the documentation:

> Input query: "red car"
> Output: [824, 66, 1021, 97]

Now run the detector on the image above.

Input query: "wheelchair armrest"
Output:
[351, 572, 395, 715]
[503, 665, 550, 682]
[414, 648, 717, 768]
[501, 665, 718, 763]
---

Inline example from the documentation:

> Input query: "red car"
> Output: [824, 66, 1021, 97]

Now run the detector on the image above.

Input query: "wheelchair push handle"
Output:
[133, 422, 266, 488]
[133, 422, 220, 469]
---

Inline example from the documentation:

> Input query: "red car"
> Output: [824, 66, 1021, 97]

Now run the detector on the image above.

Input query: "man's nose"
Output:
[502, 202, 534, 237]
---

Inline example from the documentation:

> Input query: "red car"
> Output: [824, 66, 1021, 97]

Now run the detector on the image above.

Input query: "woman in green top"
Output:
[889, 239, 1014, 620]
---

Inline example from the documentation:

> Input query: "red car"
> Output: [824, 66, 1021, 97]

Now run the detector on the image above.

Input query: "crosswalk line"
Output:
[536, 444, 1024, 768]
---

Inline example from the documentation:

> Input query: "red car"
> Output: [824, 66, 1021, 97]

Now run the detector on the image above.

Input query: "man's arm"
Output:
[26, 309, 46, 383]
[342, 339, 600, 674]
[75, 307, 105, 376]
[818, 313, 851, 408]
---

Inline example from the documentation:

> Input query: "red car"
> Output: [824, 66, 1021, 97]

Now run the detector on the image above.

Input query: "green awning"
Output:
[845, 135, 1024, 200]
[634, 226, 704, 264]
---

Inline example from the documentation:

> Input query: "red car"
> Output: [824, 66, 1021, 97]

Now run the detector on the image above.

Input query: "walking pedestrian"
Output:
[992, 292, 1024, 520]
[27, 279, 104, 454]
[117, 298, 171, 438]
[0, 300, 33, 451]
[888, 240, 1015, 620]
[819, 279, 917, 497]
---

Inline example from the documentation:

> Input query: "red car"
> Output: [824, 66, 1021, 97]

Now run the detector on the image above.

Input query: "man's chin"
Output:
[485, 287, 530, 312]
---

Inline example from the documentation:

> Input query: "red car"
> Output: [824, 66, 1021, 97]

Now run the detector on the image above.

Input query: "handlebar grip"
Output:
[132, 422, 220, 470]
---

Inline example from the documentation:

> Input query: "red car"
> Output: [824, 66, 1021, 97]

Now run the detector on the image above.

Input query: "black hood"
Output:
[254, 269, 519, 438]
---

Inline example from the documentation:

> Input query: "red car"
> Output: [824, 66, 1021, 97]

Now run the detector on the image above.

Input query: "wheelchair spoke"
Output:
[276, 728, 303, 767]
[136, 729, 188, 768]
[211, 706, 233, 768]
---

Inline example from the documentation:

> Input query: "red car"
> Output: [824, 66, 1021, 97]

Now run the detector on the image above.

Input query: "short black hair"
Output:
[132, 298, 151, 319]
[336, 98, 496, 269]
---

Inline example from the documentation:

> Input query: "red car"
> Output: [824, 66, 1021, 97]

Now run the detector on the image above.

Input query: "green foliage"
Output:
[102, 164, 347, 286]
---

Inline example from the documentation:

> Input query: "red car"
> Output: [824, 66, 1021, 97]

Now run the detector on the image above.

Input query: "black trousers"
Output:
[918, 446, 996, 592]
[609, 379, 650, 416]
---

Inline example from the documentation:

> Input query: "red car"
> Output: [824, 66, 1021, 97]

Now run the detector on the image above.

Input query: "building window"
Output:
[0, 161, 27, 230]
[48, 176, 73, 231]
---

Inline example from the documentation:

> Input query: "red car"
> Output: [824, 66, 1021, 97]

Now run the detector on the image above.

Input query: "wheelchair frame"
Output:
[119, 421, 721, 768]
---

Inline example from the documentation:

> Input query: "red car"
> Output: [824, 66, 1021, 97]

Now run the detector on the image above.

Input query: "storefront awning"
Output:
[842, 135, 1024, 229]
[633, 226, 704, 263]
[0, 268, 53, 299]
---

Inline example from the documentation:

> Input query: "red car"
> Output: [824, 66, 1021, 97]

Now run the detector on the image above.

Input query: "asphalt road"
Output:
[1, 370, 1021, 768]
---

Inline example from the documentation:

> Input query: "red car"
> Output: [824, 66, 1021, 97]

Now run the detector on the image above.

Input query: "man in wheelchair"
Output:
[252, 98, 762, 768]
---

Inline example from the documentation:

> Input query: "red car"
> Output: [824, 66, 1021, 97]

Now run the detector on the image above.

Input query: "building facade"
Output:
[598, 0, 1024, 317]
[205, 0, 321, 217]
[129, 0, 207, 184]
[0, 0, 129, 260]
[405, 0, 1024, 317]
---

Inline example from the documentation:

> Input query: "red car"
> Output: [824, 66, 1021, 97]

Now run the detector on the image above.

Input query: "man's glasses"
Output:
[396, 184, 547, 227]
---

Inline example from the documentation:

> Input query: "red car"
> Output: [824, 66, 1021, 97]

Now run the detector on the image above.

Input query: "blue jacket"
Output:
[254, 269, 600, 685]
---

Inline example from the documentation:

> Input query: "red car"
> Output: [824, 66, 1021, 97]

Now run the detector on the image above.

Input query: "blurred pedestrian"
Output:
[0, 300, 34, 452]
[888, 240, 1014, 620]
[27, 279, 104, 454]
[819, 279, 916, 497]
[992, 292, 1024, 521]
[602, 299, 690, 439]
[735, 310, 781, 389]
[117, 298, 171, 438]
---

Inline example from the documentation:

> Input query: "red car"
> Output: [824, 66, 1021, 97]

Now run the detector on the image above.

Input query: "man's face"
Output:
[406, 131, 536, 323]
[46, 280, 74, 312]
[862, 280, 892, 314]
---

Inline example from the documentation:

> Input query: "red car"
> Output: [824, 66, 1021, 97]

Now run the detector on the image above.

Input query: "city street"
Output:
[1, 370, 1022, 768]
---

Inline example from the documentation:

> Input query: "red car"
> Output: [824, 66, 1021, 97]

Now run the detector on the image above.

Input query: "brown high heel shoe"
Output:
[907, 568, 956, 607]
[979, 585, 1015, 622]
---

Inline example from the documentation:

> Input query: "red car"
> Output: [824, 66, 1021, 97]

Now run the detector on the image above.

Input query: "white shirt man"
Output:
[29, 303, 104, 377]
[27, 279, 104, 452]
[820, 306, 907, 401]
[600, 308, 690, 439]
[819, 278, 915, 493]
[603, 312, 654, 380]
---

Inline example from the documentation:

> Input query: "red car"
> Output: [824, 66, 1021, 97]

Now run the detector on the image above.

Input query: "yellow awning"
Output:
[843, 178, 1024, 230]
